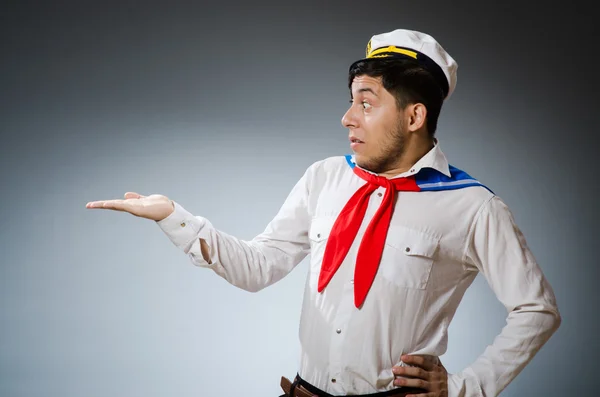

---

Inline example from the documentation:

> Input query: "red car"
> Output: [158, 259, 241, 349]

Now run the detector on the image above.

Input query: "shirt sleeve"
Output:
[447, 195, 562, 397]
[155, 165, 313, 293]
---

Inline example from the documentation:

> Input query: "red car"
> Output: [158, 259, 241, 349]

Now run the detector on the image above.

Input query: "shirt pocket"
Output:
[308, 216, 336, 273]
[380, 225, 440, 290]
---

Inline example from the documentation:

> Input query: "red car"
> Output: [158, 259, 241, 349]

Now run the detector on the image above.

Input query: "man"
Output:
[86, 29, 561, 397]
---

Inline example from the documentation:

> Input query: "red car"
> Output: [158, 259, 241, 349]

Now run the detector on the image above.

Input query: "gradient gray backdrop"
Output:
[1, 1, 597, 396]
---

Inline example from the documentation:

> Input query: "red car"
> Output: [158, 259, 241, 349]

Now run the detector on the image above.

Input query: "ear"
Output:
[407, 103, 427, 132]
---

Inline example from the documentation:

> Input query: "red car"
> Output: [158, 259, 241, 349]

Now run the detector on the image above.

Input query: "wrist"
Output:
[155, 200, 175, 222]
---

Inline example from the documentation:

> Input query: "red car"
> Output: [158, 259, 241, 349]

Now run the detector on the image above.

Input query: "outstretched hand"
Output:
[86, 192, 174, 221]
[392, 354, 448, 397]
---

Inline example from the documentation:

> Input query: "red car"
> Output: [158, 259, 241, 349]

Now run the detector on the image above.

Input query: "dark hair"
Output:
[348, 58, 444, 137]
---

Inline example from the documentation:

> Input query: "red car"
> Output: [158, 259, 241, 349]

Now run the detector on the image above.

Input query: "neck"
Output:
[378, 137, 435, 179]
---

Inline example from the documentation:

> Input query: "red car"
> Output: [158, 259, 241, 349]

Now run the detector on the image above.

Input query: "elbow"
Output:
[241, 284, 267, 293]
[538, 305, 562, 339]
[229, 273, 271, 293]
[512, 301, 562, 336]
[550, 308, 562, 333]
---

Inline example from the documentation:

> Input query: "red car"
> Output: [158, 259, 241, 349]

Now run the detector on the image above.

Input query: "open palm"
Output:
[86, 192, 174, 221]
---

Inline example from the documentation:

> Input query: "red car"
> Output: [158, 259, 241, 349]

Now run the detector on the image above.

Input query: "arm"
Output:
[447, 196, 562, 397]
[156, 165, 313, 293]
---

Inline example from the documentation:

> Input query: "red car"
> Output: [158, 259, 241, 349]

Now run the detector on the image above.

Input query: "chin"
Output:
[353, 153, 365, 164]
[354, 154, 386, 174]
[353, 154, 371, 169]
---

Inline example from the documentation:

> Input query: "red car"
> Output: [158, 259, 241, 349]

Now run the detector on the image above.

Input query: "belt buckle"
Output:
[280, 376, 318, 397]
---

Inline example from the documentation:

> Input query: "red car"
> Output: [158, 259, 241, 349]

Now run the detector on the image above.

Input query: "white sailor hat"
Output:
[351, 29, 458, 99]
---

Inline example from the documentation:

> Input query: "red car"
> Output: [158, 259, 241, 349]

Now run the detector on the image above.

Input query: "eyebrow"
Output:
[351, 87, 378, 97]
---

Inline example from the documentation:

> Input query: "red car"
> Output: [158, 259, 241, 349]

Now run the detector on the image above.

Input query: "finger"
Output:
[401, 355, 437, 371]
[124, 192, 145, 199]
[392, 366, 430, 380]
[392, 367, 431, 380]
[393, 377, 430, 390]
[86, 199, 129, 211]
[86, 200, 110, 209]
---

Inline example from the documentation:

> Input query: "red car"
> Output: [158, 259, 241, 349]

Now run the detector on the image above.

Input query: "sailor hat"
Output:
[352, 29, 458, 98]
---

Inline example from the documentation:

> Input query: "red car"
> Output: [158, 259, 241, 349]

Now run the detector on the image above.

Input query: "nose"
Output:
[341, 105, 358, 129]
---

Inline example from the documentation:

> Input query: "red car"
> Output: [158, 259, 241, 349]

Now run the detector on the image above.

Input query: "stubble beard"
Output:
[357, 121, 407, 175]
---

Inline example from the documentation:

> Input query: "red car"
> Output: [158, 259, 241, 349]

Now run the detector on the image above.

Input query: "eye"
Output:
[362, 101, 372, 110]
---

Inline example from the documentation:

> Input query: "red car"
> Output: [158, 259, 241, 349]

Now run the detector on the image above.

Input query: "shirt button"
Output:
[180, 222, 186, 227]
[405, 247, 411, 253]
[336, 328, 342, 334]
[410, 169, 415, 173]
[317, 233, 321, 238]
[377, 192, 382, 197]
[331, 378, 336, 383]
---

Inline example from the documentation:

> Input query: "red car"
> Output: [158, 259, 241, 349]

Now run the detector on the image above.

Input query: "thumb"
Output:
[124, 192, 145, 199]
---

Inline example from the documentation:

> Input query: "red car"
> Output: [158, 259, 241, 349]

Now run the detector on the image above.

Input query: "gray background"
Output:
[1, 1, 597, 396]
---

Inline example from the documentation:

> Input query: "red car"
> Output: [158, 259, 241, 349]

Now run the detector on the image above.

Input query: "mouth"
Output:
[349, 137, 365, 152]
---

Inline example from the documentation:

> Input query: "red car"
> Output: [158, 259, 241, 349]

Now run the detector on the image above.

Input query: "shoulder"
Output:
[298, 155, 355, 194]
[305, 155, 351, 177]
[308, 155, 350, 171]
[461, 184, 497, 208]
[417, 163, 496, 204]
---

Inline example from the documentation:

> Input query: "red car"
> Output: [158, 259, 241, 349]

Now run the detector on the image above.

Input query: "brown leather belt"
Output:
[280, 376, 317, 397]
[280, 375, 425, 397]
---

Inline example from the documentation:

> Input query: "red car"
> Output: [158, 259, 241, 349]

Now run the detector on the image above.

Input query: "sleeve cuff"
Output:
[156, 201, 205, 252]
[447, 368, 483, 397]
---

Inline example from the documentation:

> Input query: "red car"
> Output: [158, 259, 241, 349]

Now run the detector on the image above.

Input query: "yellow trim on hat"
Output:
[367, 46, 418, 59]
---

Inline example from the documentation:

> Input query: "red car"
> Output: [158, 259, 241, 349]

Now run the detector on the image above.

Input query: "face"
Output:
[341, 75, 408, 174]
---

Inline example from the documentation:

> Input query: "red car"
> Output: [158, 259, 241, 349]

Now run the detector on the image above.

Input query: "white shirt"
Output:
[157, 143, 561, 397]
